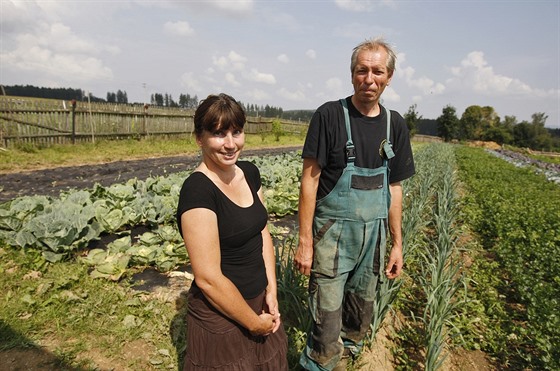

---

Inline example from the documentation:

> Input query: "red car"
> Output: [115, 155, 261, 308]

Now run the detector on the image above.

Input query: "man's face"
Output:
[351, 48, 393, 106]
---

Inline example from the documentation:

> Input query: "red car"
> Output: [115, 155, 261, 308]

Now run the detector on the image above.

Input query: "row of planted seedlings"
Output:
[268, 143, 437, 369]
[368, 142, 434, 340]
[271, 143, 468, 370]
[416, 144, 465, 370]
[377, 143, 468, 370]
[269, 143, 430, 369]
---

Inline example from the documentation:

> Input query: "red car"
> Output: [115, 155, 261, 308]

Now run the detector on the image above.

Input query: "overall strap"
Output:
[382, 108, 395, 161]
[340, 98, 355, 163]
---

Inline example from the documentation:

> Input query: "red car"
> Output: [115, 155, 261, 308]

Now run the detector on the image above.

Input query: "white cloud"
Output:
[16, 22, 101, 54]
[208, 0, 254, 13]
[401, 66, 445, 95]
[212, 55, 229, 70]
[247, 69, 276, 84]
[163, 21, 194, 37]
[448, 51, 557, 98]
[246, 88, 270, 101]
[181, 72, 203, 92]
[228, 51, 248, 69]
[277, 54, 290, 64]
[225, 72, 241, 87]
[335, 0, 395, 12]
[412, 95, 423, 103]
[396, 53, 445, 96]
[176, 0, 254, 16]
[333, 22, 389, 39]
[325, 77, 344, 97]
[212, 51, 247, 71]
[310, 78, 348, 104]
[261, 10, 301, 32]
[381, 86, 400, 103]
[306, 49, 316, 59]
[278, 87, 306, 102]
[1, 21, 114, 82]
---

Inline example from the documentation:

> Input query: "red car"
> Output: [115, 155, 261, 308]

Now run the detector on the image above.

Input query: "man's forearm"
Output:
[388, 182, 403, 248]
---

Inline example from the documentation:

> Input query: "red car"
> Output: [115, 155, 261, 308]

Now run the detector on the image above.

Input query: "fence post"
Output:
[71, 99, 76, 144]
[143, 104, 148, 136]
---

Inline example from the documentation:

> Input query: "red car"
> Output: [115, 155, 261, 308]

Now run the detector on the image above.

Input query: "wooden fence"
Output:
[413, 134, 443, 143]
[0, 96, 309, 147]
[527, 148, 560, 158]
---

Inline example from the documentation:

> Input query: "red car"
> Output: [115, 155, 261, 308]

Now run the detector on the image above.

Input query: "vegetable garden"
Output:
[0, 142, 558, 370]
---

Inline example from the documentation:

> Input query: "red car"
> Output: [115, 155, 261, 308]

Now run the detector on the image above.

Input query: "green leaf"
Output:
[81, 249, 108, 265]
[107, 236, 132, 253]
[42, 251, 64, 263]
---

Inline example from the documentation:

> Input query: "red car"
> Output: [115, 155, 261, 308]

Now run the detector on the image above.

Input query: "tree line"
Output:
[148, 92, 294, 120]
[403, 103, 560, 152]
[3, 85, 106, 103]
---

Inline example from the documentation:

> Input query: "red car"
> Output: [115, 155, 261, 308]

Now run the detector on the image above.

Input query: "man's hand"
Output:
[294, 241, 313, 276]
[295, 158, 321, 277]
[385, 245, 403, 279]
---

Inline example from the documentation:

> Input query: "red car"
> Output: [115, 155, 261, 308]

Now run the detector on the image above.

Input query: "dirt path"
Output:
[0, 146, 301, 203]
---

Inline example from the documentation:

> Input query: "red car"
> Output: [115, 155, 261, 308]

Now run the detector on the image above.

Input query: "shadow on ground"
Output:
[0, 320, 90, 371]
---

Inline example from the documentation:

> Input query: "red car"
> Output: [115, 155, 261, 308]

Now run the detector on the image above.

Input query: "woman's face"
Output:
[197, 126, 245, 169]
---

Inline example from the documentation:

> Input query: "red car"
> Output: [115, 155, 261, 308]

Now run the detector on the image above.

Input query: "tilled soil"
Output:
[0, 146, 302, 203]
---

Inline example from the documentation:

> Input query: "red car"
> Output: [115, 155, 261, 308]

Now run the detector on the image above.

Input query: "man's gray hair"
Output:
[351, 37, 397, 74]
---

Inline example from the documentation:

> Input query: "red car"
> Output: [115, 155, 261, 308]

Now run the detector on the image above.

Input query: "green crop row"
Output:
[456, 146, 560, 370]
[382, 143, 468, 371]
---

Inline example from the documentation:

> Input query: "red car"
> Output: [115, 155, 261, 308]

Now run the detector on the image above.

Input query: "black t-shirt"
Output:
[176, 161, 268, 299]
[302, 97, 416, 199]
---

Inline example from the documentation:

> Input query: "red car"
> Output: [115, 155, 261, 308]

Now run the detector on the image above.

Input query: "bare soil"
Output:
[0, 146, 301, 203]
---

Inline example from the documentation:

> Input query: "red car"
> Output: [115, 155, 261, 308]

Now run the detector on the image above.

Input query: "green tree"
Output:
[482, 126, 512, 145]
[501, 115, 517, 133]
[106, 92, 116, 103]
[513, 121, 533, 148]
[178, 94, 188, 108]
[480, 106, 500, 134]
[484, 115, 516, 145]
[512, 113, 552, 150]
[530, 113, 552, 150]
[151, 93, 164, 106]
[272, 119, 284, 141]
[436, 105, 459, 142]
[403, 104, 422, 137]
[459, 105, 484, 140]
[116, 90, 128, 104]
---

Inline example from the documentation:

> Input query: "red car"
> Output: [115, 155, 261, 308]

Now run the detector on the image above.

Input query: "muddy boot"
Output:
[332, 356, 348, 371]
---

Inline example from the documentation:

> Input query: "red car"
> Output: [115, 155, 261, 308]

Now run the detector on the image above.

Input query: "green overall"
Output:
[300, 99, 394, 371]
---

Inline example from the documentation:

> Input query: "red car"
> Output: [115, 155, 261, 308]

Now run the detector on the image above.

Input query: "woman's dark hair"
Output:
[193, 93, 246, 138]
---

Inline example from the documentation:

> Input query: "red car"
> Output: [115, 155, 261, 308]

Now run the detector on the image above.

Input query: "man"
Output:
[294, 37, 416, 371]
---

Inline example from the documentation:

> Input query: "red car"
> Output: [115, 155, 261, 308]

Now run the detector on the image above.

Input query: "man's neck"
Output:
[351, 96, 380, 117]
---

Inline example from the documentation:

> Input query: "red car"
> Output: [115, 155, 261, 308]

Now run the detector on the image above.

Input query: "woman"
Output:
[176, 93, 288, 370]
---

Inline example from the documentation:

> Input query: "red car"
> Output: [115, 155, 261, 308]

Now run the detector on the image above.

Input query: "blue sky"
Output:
[1, 0, 559, 128]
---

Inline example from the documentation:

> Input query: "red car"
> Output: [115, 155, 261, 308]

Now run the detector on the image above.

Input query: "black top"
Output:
[176, 161, 268, 299]
[302, 97, 416, 199]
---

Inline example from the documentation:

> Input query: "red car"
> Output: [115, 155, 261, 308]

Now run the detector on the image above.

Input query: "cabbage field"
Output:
[0, 143, 558, 370]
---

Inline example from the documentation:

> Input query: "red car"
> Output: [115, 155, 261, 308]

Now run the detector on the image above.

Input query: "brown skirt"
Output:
[183, 288, 288, 371]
